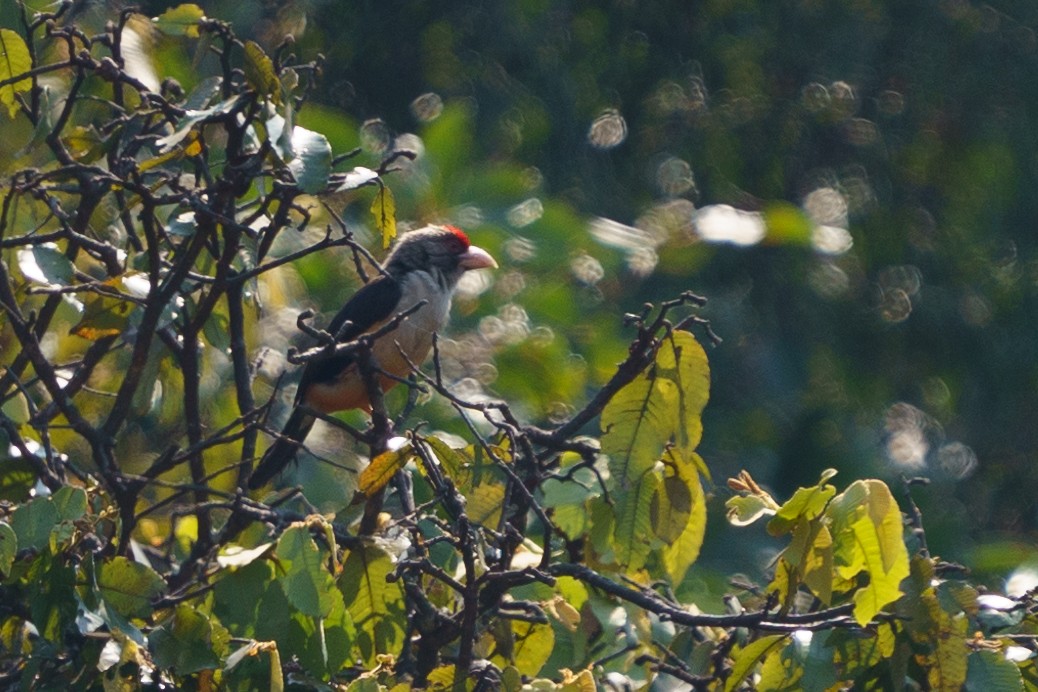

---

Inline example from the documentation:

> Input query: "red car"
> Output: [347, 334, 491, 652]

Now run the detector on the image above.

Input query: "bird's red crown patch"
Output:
[444, 224, 470, 247]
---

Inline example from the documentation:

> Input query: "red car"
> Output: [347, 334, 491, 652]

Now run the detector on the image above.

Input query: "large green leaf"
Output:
[16, 244, 75, 287]
[601, 375, 677, 483]
[150, 604, 229, 673]
[965, 650, 1024, 692]
[275, 525, 341, 619]
[0, 29, 31, 119]
[338, 545, 406, 667]
[613, 470, 658, 572]
[97, 556, 166, 619]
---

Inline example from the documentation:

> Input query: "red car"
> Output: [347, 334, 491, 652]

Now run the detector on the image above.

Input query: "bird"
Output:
[249, 224, 497, 489]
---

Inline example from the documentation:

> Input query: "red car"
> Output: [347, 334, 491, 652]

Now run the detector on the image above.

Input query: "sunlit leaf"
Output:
[243, 41, 279, 103]
[0, 29, 31, 119]
[659, 450, 708, 583]
[63, 125, 108, 162]
[97, 556, 166, 619]
[511, 620, 554, 677]
[217, 542, 274, 569]
[358, 446, 412, 497]
[334, 166, 379, 191]
[338, 544, 406, 666]
[768, 468, 838, 536]
[602, 374, 676, 483]
[725, 494, 777, 527]
[424, 435, 472, 492]
[152, 3, 206, 38]
[17, 244, 74, 286]
[613, 470, 658, 572]
[467, 481, 506, 528]
[370, 185, 397, 249]
[725, 634, 788, 692]
[829, 480, 911, 626]
[288, 126, 333, 193]
[656, 329, 711, 453]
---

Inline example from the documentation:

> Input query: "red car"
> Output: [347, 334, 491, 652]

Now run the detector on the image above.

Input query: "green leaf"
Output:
[613, 470, 658, 572]
[424, 435, 473, 492]
[17, 244, 74, 286]
[151, 4, 206, 38]
[338, 544, 406, 667]
[726, 494, 777, 527]
[659, 450, 708, 583]
[0, 29, 31, 119]
[725, 634, 788, 692]
[10, 494, 58, 551]
[966, 649, 1024, 692]
[275, 525, 339, 619]
[510, 620, 554, 677]
[243, 41, 279, 103]
[0, 522, 16, 578]
[601, 374, 677, 483]
[150, 604, 229, 673]
[288, 125, 332, 193]
[656, 330, 711, 454]
[828, 480, 911, 626]
[97, 556, 167, 619]
[52, 486, 87, 522]
[0, 456, 35, 502]
[358, 446, 412, 497]
[370, 185, 397, 249]
[768, 468, 838, 536]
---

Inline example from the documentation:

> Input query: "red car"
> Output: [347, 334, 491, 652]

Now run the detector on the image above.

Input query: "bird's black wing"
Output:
[297, 274, 403, 394]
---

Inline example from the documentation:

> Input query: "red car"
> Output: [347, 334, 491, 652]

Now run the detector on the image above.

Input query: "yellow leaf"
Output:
[0, 29, 32, 119]
[656, 330, 711, 453]
[724, 635, 788, 692]
[510, 620, 554, 677]
[184, 137, 203, 157]
[243, 41, 279, 103]
[467, 481, 505, 529]
[370, 185, 397, 249]
[601, 375, 677, 482]
[613, 470, 658, 573]
[829, 479, 911, 626]
[659, 449, 708, 583]
[358, 446, 412, 497]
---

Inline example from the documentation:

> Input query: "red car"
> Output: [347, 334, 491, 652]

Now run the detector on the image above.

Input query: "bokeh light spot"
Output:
[588, 109, 628, 149]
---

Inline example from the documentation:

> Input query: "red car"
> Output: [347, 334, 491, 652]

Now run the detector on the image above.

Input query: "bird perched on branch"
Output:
[249, 225, 497, 489]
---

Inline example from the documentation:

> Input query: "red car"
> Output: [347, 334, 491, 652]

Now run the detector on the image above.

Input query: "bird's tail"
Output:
[249, 407, 315, 489]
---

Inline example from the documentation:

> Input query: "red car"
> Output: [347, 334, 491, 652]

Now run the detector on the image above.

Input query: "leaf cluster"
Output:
[1, 4, 1036, 691]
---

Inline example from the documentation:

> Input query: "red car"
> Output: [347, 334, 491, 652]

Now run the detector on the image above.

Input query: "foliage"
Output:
[1, 3, 1037, 691]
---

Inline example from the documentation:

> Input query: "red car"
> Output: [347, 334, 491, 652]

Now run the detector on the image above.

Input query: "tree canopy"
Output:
[2, 1, 1038, 689]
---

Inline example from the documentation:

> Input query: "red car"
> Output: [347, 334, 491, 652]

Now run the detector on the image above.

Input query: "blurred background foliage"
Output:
[4, 0, 1037, 595]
